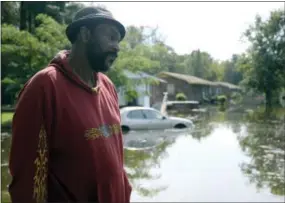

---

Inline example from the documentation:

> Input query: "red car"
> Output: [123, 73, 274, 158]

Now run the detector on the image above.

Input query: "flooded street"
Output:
[123, 110, 285, 202]
[1, 109, 285, 202]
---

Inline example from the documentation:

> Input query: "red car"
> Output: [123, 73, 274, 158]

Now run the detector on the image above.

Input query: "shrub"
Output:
[231, 92, 243, 104]
[217, 95, 227, 104]
[176, 93, 187, 101]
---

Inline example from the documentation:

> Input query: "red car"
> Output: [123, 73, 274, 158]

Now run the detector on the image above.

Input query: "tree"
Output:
[19, 2, 66, 32]
[209, 60, 224, 81]
[124, 26, 145, 49]
[110, 25, 171, 102]
[64, 2, 85, 24]
[183, 50, 214, 80]
[241, 9, 285, 108]
[1, 14, 70, 105]
[222, 54, 243, 85]
[1, 1, 20, 26]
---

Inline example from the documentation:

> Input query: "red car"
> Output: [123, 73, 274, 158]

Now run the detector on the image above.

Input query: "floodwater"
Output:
[1, 109, 285, 202]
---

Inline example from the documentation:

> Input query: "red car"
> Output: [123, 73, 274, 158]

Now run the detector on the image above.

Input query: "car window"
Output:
[143, 110, 163, 120]
[127, 110, 145, 119]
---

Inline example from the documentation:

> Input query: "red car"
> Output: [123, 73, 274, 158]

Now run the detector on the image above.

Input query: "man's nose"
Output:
[111, 42, 120, 52]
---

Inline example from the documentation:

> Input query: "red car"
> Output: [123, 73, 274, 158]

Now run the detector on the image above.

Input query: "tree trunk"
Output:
[265, 89, 272, 112]
[19, 2, 27, 30]
[58, 2, 66, 24]
[28, 11, 35, 33]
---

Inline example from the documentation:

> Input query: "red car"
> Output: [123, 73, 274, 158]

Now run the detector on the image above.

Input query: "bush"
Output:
[1, 112, 14, 130]
[176, 93, 187, 101]
[125, 89, 138, 102]
[1, 14, 70, 105]
[217, 95, 227, 104]
[231, 92, 243, 104]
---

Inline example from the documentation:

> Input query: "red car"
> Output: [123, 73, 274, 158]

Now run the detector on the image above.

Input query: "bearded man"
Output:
[9, 6, 132, 203]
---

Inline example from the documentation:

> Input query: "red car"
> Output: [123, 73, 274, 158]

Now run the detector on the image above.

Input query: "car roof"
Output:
[167, 101, 199, 104]
[120, 106, 157, 112]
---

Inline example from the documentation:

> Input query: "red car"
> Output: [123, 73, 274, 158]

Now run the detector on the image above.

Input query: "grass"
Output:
[1, 191, 11, 203]
[1, 112, 14, 125]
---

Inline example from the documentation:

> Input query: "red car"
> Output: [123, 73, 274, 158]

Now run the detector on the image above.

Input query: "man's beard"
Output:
[85, 41, 117, 73]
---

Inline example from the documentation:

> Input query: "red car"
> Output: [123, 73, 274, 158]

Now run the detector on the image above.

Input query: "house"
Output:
[157, 71, 217, 102]
[213, 82, 242, 96]
[117, 70, 167, 107]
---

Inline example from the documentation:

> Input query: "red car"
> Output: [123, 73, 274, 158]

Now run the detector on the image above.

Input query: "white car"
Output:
[120, 106, 194, 132]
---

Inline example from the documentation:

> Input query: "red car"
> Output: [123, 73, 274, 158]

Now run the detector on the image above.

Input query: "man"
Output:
[9, 6, 132, 203]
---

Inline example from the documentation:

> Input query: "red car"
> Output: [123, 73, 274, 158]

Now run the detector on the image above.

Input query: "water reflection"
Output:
[123, 129, 187, 197]
[238, 109, 285, 196]
[191, 115, 214, 141]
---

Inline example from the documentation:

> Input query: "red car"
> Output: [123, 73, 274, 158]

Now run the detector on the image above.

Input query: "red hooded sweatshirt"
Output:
[9, 50, 132, 203]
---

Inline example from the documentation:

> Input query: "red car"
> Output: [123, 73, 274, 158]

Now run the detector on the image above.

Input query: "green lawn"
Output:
[1, 191, 11, 202]
[1, 112, 14, 125]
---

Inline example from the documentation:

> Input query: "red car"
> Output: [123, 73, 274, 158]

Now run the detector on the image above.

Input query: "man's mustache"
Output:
[104, 51, 118, 59]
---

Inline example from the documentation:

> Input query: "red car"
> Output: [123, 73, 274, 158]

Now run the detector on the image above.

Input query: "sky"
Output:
[84, 1, 284, 61]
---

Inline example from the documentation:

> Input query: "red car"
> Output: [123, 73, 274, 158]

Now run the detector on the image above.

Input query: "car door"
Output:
[126, 110, 148, 130]
[142, 109, 172, 130]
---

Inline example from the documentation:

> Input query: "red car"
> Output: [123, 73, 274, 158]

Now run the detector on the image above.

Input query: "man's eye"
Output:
[104, 34, 119, 43]
[110, 35, 118, 41]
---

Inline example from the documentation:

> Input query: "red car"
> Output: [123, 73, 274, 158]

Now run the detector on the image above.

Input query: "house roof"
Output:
[157, 71, 217, 86]
[214, 82, 241, 90]
[123, 70, 167, 83]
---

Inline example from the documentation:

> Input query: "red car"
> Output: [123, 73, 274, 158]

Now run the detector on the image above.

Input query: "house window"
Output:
[167, 84, 175, 94]
[202, 87, 206, 96]
[216, 88, 221, 94]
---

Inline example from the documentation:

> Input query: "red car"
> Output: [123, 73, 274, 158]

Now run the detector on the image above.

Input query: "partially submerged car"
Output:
[120, 106, 194, 132]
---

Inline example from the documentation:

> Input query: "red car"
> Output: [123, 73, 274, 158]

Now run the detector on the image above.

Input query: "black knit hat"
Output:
[66, 6, 126, 43]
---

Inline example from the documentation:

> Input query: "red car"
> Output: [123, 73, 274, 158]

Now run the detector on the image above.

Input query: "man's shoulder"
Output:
[17, 66, 58, 100]
[26, 66, 58, 87]
[98, 73, 115, 88]
[37, 65, 58, 78]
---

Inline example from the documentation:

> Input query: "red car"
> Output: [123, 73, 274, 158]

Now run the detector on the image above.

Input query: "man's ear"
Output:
[79, 26, 91, 43]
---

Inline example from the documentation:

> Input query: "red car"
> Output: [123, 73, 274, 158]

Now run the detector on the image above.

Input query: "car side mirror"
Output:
[162, 116, 167, 120]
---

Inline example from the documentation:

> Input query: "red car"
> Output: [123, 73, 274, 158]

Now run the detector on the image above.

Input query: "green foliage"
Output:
[1, 14, 70, 104]
[1, 112, 14, 130]
[217, 95, 227, 105]
[222, 54, 243, 85]
[183, 50, 213, 79]
[1, 112, 14, 125]
[231, 92, 243, 104]
[1, 1, 20, 25]
[111, 26, 169, 102]
[239, 9, 285, 107]
[175, 93, 187, 101]
[1, 77, 22, 104]
[124, 89, 139, 102]
[209, 60, 225, 81]
[64, 2, 85, 24]
[175, 49, 229, 82]
[2, 2, 284, 110]
[19, 2, 66, 31]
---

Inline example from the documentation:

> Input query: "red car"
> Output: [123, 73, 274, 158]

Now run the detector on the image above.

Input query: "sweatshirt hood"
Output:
[49, 50, 101, 94]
